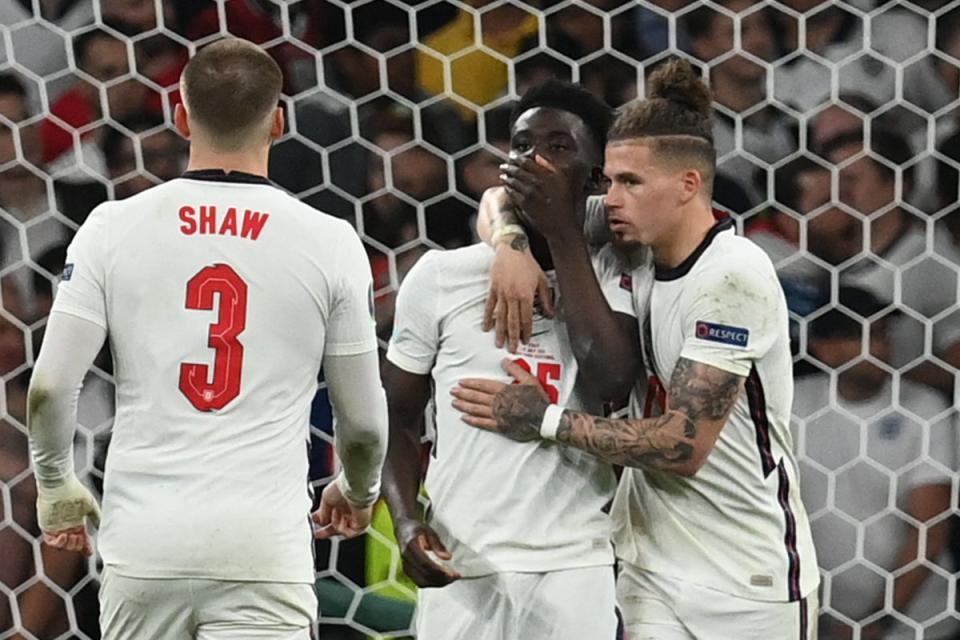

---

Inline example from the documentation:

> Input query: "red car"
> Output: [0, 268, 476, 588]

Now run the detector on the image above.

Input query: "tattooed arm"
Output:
[454, 357, 743, 477]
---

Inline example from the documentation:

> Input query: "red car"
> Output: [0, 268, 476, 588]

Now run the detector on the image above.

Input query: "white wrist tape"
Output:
[539, 404, 566, 440]
[491, 223, 528, 246]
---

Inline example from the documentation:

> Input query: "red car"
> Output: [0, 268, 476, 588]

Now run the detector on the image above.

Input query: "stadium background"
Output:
[1, 0, 960, 638]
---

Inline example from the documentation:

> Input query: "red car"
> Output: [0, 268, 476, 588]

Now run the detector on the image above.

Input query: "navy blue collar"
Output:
[181, 169, 272, 186]
[655, 216, 735, 282]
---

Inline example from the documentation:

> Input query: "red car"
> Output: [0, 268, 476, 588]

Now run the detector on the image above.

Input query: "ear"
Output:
[677, 168, 703, 205]
[270, 105, 284, 140]
[173, 103, 190, 139]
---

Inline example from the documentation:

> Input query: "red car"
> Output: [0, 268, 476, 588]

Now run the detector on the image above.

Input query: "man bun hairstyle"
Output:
[182, 38, 282, 152]
[609, 58, 716, 192]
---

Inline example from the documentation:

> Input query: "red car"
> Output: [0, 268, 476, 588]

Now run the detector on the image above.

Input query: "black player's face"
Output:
[509, 107, 598, 189]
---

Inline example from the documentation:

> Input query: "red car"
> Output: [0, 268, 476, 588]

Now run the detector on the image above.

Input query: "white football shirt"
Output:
[612, 218, 820, 602]
[387, 242, 633, 576]
[793, 374, 959, 638]
[52, 170, 378, 583]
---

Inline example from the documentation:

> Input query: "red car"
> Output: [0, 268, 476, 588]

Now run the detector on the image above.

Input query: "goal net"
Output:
[1, 0, 958, 638]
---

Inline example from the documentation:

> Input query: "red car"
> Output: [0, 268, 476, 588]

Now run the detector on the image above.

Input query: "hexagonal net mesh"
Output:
[1, 0, 960, 638]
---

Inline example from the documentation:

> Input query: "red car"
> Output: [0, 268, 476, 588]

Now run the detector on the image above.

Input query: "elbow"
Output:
[667, 448, 711, 478]
[583, 364, 637, 407]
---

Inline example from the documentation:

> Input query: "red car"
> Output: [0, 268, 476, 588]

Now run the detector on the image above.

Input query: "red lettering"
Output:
[179, 206, 196, 235]
[643, 374, 666, 418]
[219, 207, 238, 236]
[241, 210, 269, 241]
[199, 205, 216, 234]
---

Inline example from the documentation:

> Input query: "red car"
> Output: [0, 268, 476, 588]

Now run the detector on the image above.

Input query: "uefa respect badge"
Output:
[695, 321, 749, 347]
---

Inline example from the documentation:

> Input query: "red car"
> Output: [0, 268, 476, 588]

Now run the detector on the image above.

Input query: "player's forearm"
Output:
[381, 363, 431, 524]
[27, 313, 106, 488]
[546, 233, 639, 403]
[325, 351, 389, 506]
[332, 392, 387, 508]
[483, 191, 524, 246]
[381, 412, 425, 524]
[27, 377, 79, 487]
[556, 409, 701, 474]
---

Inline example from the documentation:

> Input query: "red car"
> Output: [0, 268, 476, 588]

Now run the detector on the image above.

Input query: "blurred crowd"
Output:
[2, 0, 960, 638]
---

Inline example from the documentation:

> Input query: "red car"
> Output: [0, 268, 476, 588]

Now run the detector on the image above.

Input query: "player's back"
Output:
[60, 172, 370, 582]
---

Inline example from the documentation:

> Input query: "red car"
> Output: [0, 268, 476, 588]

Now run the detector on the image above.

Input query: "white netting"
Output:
[1, 0, 959, 638]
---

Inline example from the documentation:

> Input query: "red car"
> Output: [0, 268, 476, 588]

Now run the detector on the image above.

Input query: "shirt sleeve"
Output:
[679, 258, 783, 378]
[51, 206, 109, 329]
[324, 223, 379, 356]
[583, 195, 611, 247]
[386, 251, 441, 375]
[591, 245, 635, 318]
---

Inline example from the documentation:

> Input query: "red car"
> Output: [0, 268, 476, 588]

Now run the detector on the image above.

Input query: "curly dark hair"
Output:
[510, 79, 614, 160]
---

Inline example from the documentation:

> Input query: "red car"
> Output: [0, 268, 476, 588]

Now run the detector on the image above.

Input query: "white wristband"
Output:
[491, 223, 527, 246]
[539, 404, 566, 440]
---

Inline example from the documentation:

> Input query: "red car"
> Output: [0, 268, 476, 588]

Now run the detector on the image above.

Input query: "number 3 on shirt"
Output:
[179, 264, 248, 411]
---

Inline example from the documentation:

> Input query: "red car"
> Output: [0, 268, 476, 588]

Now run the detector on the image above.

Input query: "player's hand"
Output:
[394, 518, 461, 588]
[484, 241, 554, 353]
[36, 475, 101, 557]
[453, 358, 550, 442]
[312, 480, 372, 540]
[500, 154, 580, 240]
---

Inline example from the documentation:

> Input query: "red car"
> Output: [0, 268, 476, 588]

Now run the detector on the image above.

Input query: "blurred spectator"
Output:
[101, 116, 187, 199]
[457, 105, 512, 202]
[750, 158, 837, 321]
[41, 25, 149, 167]
[0, 75, 70, 320]
[793, 287, 958, 640]
[776, 3, 948, 128]
[417, 0, 538, 119]
[807, 93, 877, 153]
[685, 0, 797, 204]
[821, 131, 960, 391]
[634, 0, 690, 55]
[514, 33, 579, 98]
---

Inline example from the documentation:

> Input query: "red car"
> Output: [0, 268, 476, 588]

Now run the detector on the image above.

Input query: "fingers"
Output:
[537, 274, 555, 318]
[501, 358, 540, 385]
[451, 397, 495, 420]
[456, 378, 507, 394]
[42, 525, 91, 555]
[461, 415, 499, 430]
[506, 298, 521, 353]
[450, 386, 496, 406]
[520, 294, 533, 344]
[483, 289, 498, 333]
[419, 528, 452, 561]
[501, 161, 538, 184]
[402, 534, 461, 587]
[493, 299, 507, 349]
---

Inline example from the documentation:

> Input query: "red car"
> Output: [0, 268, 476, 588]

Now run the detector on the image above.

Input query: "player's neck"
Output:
[651, 202, 716, 270]
[186, 146, 270, 178]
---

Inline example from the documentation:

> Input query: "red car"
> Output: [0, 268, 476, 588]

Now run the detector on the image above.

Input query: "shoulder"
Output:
[692, 233, 781, 300]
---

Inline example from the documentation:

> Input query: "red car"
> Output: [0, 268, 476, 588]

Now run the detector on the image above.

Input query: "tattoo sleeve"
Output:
[555, 357, 743, 473]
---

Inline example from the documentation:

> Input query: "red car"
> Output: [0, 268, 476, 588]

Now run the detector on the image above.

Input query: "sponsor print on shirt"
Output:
[695, 321, 749, 347]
